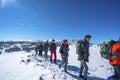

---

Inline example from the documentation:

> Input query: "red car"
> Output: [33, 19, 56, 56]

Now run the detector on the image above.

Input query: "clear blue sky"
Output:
[0, 0, 120, 43]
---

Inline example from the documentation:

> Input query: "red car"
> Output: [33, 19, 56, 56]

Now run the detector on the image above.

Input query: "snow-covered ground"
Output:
[0, 45, 113, 80]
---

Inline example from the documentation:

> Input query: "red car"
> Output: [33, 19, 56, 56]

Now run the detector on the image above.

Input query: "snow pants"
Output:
[50, 51, 56, 63]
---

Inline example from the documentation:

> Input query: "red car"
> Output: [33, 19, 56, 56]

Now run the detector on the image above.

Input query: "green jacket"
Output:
[77, 40, 89, 62]
[43, 42, 49, 52]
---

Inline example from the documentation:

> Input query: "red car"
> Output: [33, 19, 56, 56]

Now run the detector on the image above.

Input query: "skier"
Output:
[77, 35, 92, 80]
[43, 40, 49, 59]
[49, 39, 57, 64]
[38, 42, 43, 56]
[59, 39, 69, 73]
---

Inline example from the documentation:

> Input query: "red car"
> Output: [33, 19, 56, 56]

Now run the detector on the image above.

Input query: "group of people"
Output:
[35, 40, 49, 59]
[34, 35, 120, 80]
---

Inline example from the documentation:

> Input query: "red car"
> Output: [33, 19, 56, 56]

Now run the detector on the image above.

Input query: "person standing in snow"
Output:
[49, 39, 57, 64]
[59, 39, 69, 72]
[35, 45, 39, 55]
[77, 35, 92, 80]
[43, 40, 49, 59]
[109, 39, 120, 80]
[38, 42, 43, 56]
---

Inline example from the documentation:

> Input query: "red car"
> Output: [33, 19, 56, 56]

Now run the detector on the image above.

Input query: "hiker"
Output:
[100, 41, 111, 59]
[38, 42, 43, 56]
[43, 40, 49, 59]
[100, 39, 120, 80]
[35, 45, 39, 55]
[59, 39, 69, 72]
[49, 39, 57, 64]
[76, 35, 92, 80]
[109, 39, 120, 80]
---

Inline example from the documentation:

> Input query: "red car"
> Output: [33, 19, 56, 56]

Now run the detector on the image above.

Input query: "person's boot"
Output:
[64, 69, 68, 73]
[59, 64, 61, 69]
[64, 66, 68, 73]
[83, 76, 87, 80]
[79, 74, 84, 79]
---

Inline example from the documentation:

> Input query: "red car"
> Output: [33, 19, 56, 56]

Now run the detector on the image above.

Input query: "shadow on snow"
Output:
[56, 59, 105, 80]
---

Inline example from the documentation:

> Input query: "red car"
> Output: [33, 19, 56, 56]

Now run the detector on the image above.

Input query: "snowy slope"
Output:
[0, 45, 113, 80]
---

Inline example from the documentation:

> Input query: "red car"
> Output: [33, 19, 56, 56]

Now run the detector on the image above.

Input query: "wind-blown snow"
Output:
[0, 45, 113, 80]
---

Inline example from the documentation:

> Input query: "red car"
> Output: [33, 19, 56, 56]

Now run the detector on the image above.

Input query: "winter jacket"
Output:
[59, 44, 69, 57]
[39, 44, 43, 51]
[35, 45, 39, 52]
[78, 40, 90, 62]
[43, 42, 49, 52]
[49, 43, 57, 51]
[110, 43, 120, 65]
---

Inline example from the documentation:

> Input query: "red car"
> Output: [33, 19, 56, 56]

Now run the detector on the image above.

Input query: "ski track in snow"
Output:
[0, 45, 114, 80]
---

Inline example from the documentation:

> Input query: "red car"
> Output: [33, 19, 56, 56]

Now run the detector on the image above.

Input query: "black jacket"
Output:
[59, 43, 69, 57]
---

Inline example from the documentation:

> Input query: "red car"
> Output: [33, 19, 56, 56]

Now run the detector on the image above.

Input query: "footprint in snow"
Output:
[99, 65, 104, 67]
[89, 67, 98, 72]
[106, 67, 113, 70]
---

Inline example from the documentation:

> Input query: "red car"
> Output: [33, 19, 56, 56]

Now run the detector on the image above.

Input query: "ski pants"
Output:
[50, 51, 56, 63]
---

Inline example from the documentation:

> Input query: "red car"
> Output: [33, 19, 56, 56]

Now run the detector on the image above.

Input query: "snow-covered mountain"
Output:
[0, 45, 113, 80]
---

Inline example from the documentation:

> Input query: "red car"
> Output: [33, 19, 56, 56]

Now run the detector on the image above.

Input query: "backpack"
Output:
[76, 40, 84, 55]
[100, 41, 111, 59]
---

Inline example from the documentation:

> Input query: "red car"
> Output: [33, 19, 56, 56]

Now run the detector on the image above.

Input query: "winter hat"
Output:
[63, 39, 68, 43]
[85, 34, 92, 38]
[52, 39, 55, 42]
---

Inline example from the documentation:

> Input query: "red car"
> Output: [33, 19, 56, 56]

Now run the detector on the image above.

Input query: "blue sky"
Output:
[0, 0, 120, 43]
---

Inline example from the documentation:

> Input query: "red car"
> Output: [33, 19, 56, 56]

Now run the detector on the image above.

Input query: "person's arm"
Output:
[55, 43, 57, 51]
[49, 44, 51, 51]
[59, 45, 63, 54]
[113, 51, 120, 56]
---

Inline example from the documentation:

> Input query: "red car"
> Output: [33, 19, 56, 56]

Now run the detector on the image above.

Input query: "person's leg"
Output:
[44, 51, 47, 59]
[40, 50, 43, 56]
[53, 51, 57, 63]
[41, 50, 43, 56]
[45, 51, 48, 59]
[113, 65, 120, 80]
[35, 50, 37, 55]
[82, 61, 88, 80]
[59, 55, 64, 68]
[38, 50, 41, 56]
[50, 51, 53, 63]
[64, 57, 68, 72]
[79, 62, 84, 77]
